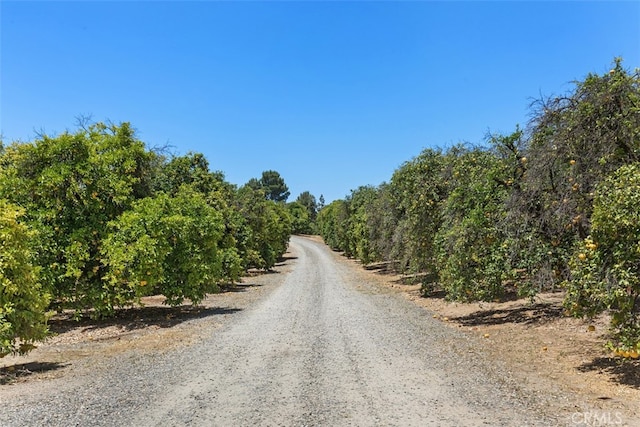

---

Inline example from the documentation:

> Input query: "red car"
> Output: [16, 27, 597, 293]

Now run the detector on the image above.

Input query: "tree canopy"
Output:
[258, 170, 290, 202]
[0, 122, 297, 354]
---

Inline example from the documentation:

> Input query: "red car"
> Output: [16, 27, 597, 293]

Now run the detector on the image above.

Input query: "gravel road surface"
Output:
[1, 236, 564, 426]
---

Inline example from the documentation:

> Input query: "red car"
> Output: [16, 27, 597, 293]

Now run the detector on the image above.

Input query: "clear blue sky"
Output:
[2, 1, 639, 203]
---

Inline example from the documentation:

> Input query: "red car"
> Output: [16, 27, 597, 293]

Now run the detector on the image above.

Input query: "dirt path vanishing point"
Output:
[0, 236, 636, 426]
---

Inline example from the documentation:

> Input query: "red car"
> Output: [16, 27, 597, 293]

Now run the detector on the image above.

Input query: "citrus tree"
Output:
[102, 186, 227, 309]
[435, 145, 512, 301]
[362, 183, 398, 266]
[235, 185, 292, 270]
[317, 200, 350, 254]
[345, 186, 381, 265]
[288, 201, 313, 234]
[566, 163, 640, 356]
[510, 59, 640, 293]
[0, 122, 152, 314]
[0, 201, 49, 356]
[388, 148, 447, 276]
[154, 152, 244, 286]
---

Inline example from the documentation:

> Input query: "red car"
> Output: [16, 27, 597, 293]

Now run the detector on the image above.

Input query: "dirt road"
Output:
[2, 236, 573, 425]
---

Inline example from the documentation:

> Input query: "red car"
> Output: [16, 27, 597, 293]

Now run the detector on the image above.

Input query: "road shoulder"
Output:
[321, 240, 640, 425]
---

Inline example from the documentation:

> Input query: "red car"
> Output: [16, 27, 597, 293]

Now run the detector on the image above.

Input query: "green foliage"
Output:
[153, 152, 225, 196]
[509, 59, 640, 291]
[0, 122, 152, 313]
[153, 152, 244, 286]
[270, 202, 293, 258]
[0, 201, 49, 356]
[288, 201, 313, 234]
[566, 163, 640, 349]
[317, 200, 350, 253]
[296, 191, 318, 222]
[345, 186, 381, 265]
[0, 120, 294, 325]
[102, 186, 227, 310]
[258, 170, 290, 202]
[388, 148, 447, 275]
[236, 185, 292, 270]
[363, 183, 398, 264]
[435, 146, 511, 301]
[206, 186, 245, 286]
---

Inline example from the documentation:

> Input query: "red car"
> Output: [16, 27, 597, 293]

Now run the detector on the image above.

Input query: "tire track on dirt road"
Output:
[1, 236, 563, 426]
[135, 236, 557, 426]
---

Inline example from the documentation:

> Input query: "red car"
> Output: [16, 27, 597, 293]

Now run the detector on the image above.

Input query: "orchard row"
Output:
[317, 59, 640, 354]
[0, 124, 317, 355]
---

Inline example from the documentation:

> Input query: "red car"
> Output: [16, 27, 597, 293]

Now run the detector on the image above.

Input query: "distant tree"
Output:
[259, 170, 290, 202]
[287, 201, 313, 234]
[318, 194, 326, 210]
[245, 177, 262, 192]
[345, 186, 381, 264]
[317, 200, 350, 253]
[236, 184, 292, 269]
[296, 191, 318, 221]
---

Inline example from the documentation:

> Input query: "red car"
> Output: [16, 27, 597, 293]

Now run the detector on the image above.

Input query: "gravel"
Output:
[0, 236, 567, 426]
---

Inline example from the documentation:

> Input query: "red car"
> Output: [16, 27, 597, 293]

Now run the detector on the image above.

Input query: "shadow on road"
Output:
[223, 283, 263, 293]
[0, 362, 69, 385]
[450, 302, 565, 326]
[49, 305, 243, 336]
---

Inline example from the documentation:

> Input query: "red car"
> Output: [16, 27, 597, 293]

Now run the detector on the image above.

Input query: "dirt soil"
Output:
[0, 273, 288, 385]
[2, 235, 639, 423]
